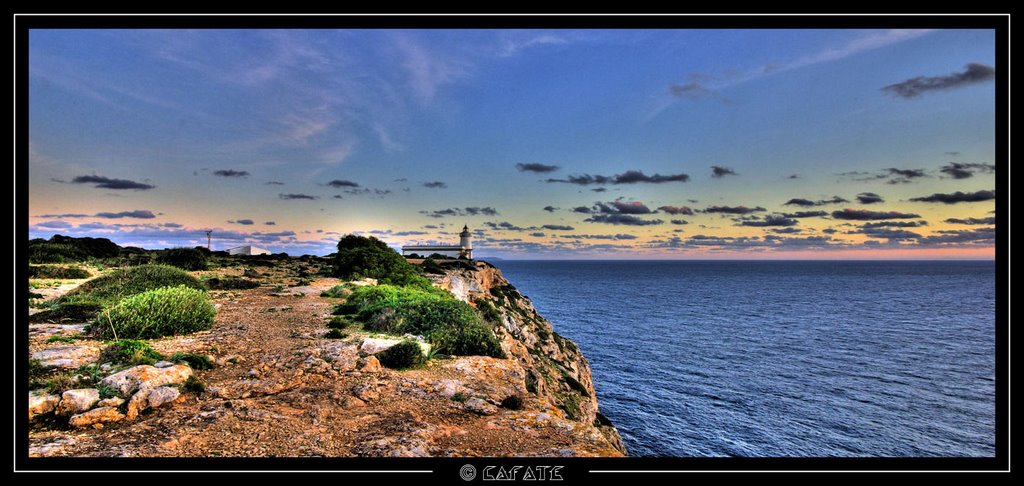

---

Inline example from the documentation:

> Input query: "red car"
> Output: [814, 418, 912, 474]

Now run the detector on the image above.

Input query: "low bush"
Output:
[170, 352, 215, 370]
[376, 340, 425, 369]
[339, 284, 504, 358]
[92, 286, 215, 339]
[474, 298, 502, 324]
[28, 235, 120, 263]
[327, 316, 351, 329]
[62, 264, 206, 308]
[100, 339, 164, 366]
[320, 284, 353, 298]
[28, 265, 90, 279]
[430, 321, 505, 359]
[420, 258, 446, 274]
[157, 247, 208, 271]
[29, 300, 104, 323]
[183, 375, 205, 393]
[205, 277, 260, 290]
[324, 328, 348, 339]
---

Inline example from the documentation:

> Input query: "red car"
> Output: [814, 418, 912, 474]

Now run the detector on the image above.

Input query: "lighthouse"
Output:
[459, 225, 473, 259]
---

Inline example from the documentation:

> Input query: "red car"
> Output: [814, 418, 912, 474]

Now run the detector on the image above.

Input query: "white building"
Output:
[227, 245, 271, 256]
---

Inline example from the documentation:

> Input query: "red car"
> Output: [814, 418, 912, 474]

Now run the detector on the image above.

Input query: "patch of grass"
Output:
[46, 335, 76, 344]
[320, 284, 354, 298]
[157, 247, 208, 271]
[28, 265, 90, 279]
[205, 277, 260, 290]
[183, 375, 205, 393]
[92, 285, 216, 339]
[43, 372, 78, 395]
[451, 392, 469, 403]
[100, 339, 164, 366]
[327, 316, 351, 329]
[324, 328, 348, 339]
[170, 352, 215, 370]
[500, 395, 524, 410]
[97, 383, 120, 399]
[376, 340, 425, 369]
[62, 264, 206, 309]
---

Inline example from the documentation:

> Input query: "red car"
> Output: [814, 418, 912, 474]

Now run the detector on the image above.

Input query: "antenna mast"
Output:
[205, 230, 212, 250]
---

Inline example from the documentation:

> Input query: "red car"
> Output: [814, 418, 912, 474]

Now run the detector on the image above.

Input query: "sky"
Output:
[27, 28, 997, 259]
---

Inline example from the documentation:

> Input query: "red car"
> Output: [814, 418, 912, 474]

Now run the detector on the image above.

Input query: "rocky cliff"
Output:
[433, 260, 626, 454]
[29, 258, 626, 457]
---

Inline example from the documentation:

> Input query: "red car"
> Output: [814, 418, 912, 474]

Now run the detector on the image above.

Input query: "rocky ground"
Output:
[27, 261, 625, 458]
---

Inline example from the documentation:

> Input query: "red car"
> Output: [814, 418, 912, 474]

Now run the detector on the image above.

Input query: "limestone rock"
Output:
[68, 406, 125, 428]
[126, 386, 182, 420]
[100, 364, 193, 396]
[56, 388, 100, 415]
[464, 397, 499, 415]
[31, 345, 100, 369]
[97, 397, 124, 408]
[28, 391, 60, 421]
[153, 361, 175, 368]
[359, 338, 401, 355]
[352, 383, 380, 401]
[357, 356, 382, 373]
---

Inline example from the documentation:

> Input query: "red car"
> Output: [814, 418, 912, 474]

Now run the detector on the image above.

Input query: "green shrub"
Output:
[474, 298, 502, 324]
[158, 247, 208, 271]
[170, 352, 215, 370]
[451, 392, 468, 403]
[324, 328, 348, 339]
[339, 284, 504, 358]
[29, 300, 105, 323]
[28, 243, 85, 263]
[28, 235, 120, 263]
[93, 286, 215, 339]
[501, 395, 524, 410]
[376, 340, 425, 369]
[100, 339, 164, 366]
[183, 375, 205, 393]
[28, 265, 90, 279]
[332, 234, 427, 287]
[62, 264, 206, 308]
[46, 335, 76, 344]
[430, 321, 505, 359]
[205, 277, 260, 290]
[320, 284, 353, 298]
[421, 258, 446, 274]
[327, 316, 351, 329]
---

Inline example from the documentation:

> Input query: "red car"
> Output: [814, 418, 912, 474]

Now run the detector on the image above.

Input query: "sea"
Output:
[497, 260, 997, 457]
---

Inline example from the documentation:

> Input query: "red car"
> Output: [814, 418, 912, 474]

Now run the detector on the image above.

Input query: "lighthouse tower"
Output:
[459, 225, 473, 259]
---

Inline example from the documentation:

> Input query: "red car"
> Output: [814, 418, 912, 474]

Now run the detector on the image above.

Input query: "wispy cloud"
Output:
[883, 63, 995, 98]
[70, 175, 155, 190]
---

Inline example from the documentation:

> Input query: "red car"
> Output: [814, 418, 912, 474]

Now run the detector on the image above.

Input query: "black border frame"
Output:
[13, 13, 1010, 478]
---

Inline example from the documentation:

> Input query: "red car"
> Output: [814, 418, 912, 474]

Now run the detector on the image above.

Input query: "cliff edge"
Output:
[432, 259, 626, 454]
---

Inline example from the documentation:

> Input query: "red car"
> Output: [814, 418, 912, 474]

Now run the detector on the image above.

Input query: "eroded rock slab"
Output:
[100, 364, 193, 397]
[31, 345, 101, 369]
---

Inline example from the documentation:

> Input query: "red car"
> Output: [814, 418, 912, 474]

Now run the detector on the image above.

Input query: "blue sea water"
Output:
[496, 260, 996, 457]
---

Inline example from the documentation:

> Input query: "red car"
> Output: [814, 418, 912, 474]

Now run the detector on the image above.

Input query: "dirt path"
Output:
[29, 279, 622, 457]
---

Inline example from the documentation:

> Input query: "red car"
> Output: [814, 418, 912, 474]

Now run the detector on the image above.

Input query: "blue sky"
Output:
[28, 29, 997, 258]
